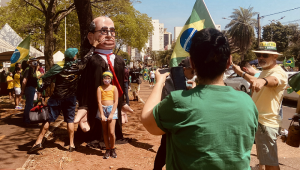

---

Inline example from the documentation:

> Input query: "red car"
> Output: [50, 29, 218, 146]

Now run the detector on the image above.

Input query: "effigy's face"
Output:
[92, 21, 116, 50]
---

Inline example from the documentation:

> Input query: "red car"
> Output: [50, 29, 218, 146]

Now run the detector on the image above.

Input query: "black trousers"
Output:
[153, 134, 166, 170]
[124, 81, 129, 105]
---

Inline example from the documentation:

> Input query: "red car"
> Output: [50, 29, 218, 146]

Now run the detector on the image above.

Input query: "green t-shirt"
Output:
[153, 85, 258, 170]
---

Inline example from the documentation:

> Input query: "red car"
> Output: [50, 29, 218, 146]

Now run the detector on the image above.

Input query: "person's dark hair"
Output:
[240, 61, 251, 69]
[178, 57, 191, 68]
[189, 28, 230, 80]
[89, 21, 96, 33]
[15, 67, 21, 72]
[21, 60, 29, 70]
[39, 62, 43, 67]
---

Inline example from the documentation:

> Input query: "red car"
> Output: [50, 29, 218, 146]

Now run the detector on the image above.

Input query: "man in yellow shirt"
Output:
[233, 42, 287, 170]
[6, 72, 14, 100]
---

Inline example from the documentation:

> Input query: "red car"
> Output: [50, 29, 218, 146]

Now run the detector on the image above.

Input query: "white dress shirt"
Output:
[95, 49, 115, 67]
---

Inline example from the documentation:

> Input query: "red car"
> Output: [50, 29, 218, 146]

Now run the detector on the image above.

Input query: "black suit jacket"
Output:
[77, 50, 125, 139]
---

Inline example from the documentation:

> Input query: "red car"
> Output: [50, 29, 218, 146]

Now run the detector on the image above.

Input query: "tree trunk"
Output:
[74, 0, 93, 58]
[44, 23, 55, 71]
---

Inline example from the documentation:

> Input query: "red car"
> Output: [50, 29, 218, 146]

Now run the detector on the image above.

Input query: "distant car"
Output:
[283, 71, 299, 101]
[224, 73, 250, 93]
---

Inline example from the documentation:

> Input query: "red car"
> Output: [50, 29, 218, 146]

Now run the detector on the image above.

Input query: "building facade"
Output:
[174, 27, 183, 42]
[164, 28, 172, 50]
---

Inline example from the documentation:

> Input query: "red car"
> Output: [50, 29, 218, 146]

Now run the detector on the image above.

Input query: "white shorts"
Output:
[14, 87, 21, 95]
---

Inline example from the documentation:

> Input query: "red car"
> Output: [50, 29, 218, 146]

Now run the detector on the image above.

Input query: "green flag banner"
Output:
[287, 72, 300, 95]
[284, 57, 295, 68]
[170, 0, 216, 67]
[10, 35, 30, 71]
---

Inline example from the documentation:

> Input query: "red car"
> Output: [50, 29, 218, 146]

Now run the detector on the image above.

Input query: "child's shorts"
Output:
[96, 105, 118, 120]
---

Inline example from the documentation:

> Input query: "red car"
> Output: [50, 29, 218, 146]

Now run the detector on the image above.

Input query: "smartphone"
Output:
[159, 68, 170, 74]
[170, 67, 187, 90]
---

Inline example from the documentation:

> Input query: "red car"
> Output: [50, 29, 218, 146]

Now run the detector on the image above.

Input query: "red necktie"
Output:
[95, 52, 123, 97]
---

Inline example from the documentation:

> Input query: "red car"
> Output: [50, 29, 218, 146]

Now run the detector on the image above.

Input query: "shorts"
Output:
[255, 123, 281, 166]
[96, 105, 118, 120]
[47, 96, 76, 123]
[151, 78, 155, 83]
[131, 83, 140, 93]
[14, 87, 21, 95]
[7, 88, 14, 93]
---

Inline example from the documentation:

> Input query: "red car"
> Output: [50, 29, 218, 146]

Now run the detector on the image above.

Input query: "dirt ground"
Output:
[23, 97, 164, 170]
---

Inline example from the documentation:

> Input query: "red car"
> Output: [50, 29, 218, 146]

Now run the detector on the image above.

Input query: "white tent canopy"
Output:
[53, 51, 64, 64]
[0, 23, 43, 57]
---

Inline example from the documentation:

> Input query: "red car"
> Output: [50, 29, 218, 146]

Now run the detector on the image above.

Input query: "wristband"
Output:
[262, 78, 268, 86]
[242, 72, 246, 78]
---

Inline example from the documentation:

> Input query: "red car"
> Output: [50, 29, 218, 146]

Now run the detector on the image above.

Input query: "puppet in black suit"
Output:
[75, 16, 127, 141]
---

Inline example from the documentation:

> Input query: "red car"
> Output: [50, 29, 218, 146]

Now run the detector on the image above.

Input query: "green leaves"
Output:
[225, 6, 257, 61]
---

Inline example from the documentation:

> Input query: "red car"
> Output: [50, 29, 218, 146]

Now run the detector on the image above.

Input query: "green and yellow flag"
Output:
[284, 57, 295, 68]
[170, 0, 216, 67]
[287, 73, 300, 95]
[10, 35, 30, 69]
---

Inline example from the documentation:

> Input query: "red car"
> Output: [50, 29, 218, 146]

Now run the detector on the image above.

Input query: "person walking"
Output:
[141, 28, 258, 170]
[233, 42, 287, 170]
[129, 64, 142, 101]
[13, 67, 22, 109]
[28, 48, 88, 154]
[6, 72, 14, 100]
[150, 68, 155, 87]
[21, 59, 38, 125]
[97, 71, 118, 159]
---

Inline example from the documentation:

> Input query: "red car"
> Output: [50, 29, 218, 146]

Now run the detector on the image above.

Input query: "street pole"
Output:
[65, 16, 67, 51]
[257, 14, 261, 45]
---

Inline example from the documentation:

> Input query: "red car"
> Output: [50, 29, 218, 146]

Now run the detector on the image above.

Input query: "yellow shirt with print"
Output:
[6, 76, 13, 89]
[13, 73, 21, 88]
[252, 65, 287, 127]
[36, 71, 43, 85]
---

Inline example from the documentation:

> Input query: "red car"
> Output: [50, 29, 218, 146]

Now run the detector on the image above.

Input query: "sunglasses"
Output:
[255, 53, 269, 58]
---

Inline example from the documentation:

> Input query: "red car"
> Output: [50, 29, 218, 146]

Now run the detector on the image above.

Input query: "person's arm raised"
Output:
[141, 69, 168, 135]
[232, 64, 279, 93]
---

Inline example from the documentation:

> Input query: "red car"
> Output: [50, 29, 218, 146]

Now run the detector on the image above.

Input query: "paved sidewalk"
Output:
[137, 80, 153, 102]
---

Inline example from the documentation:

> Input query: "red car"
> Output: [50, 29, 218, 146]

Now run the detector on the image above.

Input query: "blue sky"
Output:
[134, 0, 300, 38]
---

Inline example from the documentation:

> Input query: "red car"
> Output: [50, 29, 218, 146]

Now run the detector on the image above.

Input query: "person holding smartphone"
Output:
[153, 57, 195, 170]
[141, 28, 258, 169]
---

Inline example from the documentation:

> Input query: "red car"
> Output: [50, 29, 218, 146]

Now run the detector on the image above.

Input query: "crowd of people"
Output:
[0, 16, 299, 170]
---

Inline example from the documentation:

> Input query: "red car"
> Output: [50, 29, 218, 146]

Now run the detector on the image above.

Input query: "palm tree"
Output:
[225, 7, 257, 61]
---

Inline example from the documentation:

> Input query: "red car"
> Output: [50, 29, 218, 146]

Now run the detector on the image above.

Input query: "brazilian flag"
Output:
[170, 0, 216, 67]
[287, 73, 300, 95]
[284, 57, 295, 68]
[10, 35, 30, 70]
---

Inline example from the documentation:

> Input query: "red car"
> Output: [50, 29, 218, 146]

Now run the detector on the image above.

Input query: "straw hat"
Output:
[252, 41, 282, 55]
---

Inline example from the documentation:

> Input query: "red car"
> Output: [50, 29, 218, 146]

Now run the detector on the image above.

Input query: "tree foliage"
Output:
[262, 22, 297, 53]
[92, 0, 153, 52]
[225, 6, 257, 61]
[0, 0, 152, 69]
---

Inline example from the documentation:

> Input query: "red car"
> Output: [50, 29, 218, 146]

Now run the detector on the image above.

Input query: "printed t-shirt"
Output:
[153, 85, 258, 170]
[23, 67, 38, 88]
[150, 71, 155, 78]
[13, 73, 21, 88]
[252, 65, 287, 127]
[6, 76, 13, 89]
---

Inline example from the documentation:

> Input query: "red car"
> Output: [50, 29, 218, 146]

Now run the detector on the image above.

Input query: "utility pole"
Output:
[257, 14, 261, 45]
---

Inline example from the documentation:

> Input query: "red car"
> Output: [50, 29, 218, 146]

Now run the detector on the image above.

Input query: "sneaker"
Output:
[103, 149, 110, 159]
[15, 106, 21, 109]
[110, 148, 117, 158]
